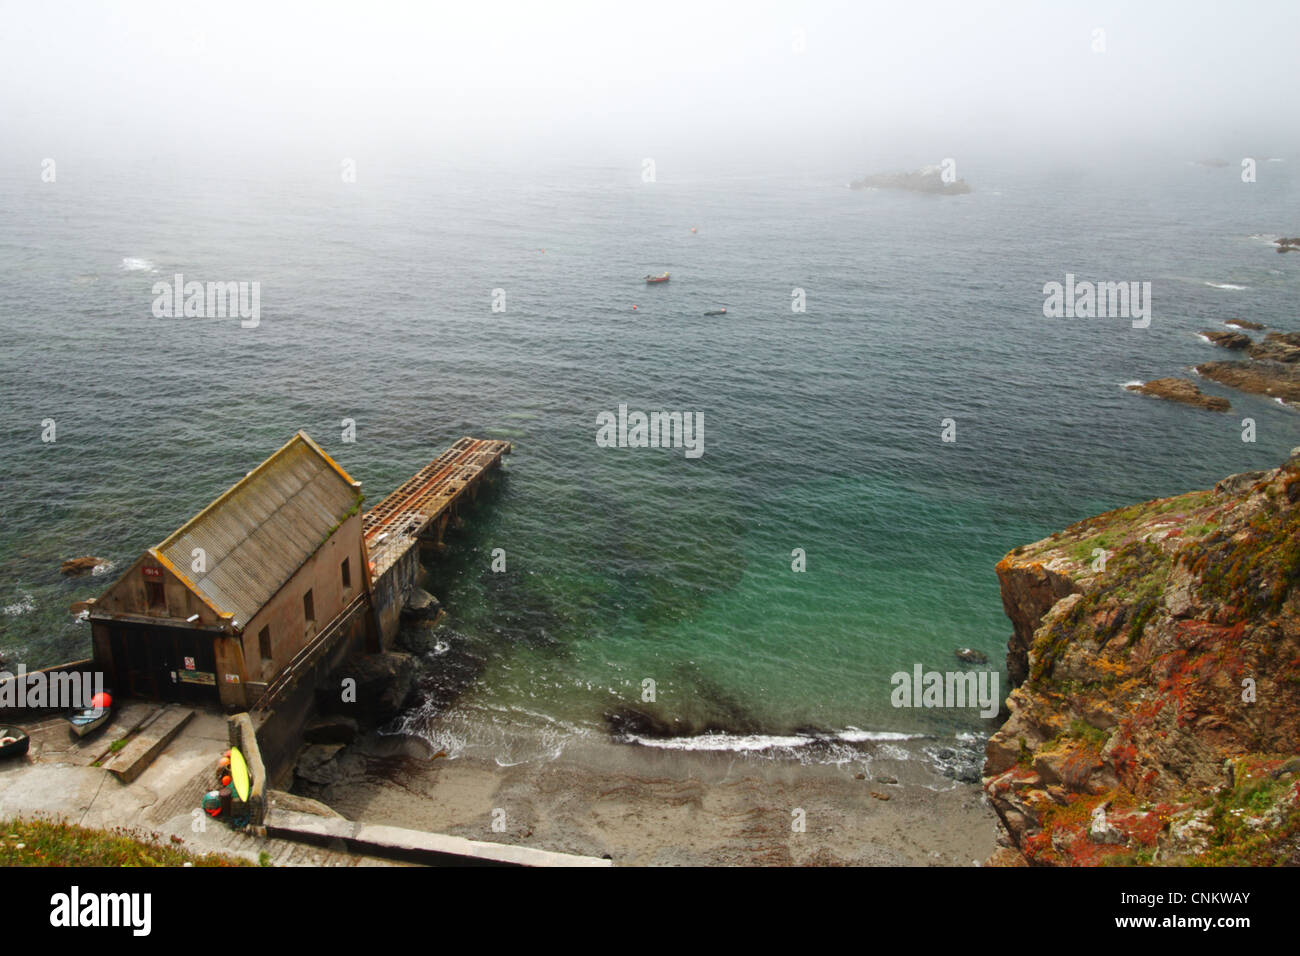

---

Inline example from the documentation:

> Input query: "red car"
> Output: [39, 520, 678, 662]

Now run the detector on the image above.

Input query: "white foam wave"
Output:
[3, 595, 36, 617]
[626, 727, 929, 754]
[630, 732, 810, 752]
[1205, 282, 1246, 290]
[120, 257, 156, 272]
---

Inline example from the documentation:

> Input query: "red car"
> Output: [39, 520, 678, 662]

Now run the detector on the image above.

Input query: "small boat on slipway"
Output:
[67, 691, 113, 738]
[644, 272, 670, 284]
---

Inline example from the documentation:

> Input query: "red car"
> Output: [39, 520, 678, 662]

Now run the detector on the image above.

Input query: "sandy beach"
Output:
[296, 731, 1000, 866]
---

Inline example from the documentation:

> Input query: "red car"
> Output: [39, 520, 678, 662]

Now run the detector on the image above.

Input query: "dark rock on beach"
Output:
[1125, 378, 1230, 411]
[293, 743, 368, 788]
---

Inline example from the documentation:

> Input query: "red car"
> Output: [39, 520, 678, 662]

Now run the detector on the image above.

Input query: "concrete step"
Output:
[57, 702, 159, 766]
[263, 809, 612, 867]
[101, 705, 195, 784]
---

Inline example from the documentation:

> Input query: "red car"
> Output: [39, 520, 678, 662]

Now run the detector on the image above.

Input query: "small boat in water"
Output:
[645, 272, 670, 284]
[68, 691, 113, 739]
[704, 308, 727, 316]
[0, 727, 30, 759]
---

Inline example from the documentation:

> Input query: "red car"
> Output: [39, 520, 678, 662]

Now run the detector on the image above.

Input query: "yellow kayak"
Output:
[230, 746, 250, 802]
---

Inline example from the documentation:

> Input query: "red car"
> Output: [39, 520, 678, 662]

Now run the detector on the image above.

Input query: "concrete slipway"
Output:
[0, 705, 608, 867]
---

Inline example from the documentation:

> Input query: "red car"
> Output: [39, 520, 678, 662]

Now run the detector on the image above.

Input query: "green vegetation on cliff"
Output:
[0, 818, 252, 867]
[985, 457, 1300, 866]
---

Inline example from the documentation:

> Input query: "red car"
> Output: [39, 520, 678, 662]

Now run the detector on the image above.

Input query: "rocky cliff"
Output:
[984, 453, 1300, 865]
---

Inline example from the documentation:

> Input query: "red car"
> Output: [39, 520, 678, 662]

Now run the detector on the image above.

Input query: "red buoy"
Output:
[91, 692, 112, 710]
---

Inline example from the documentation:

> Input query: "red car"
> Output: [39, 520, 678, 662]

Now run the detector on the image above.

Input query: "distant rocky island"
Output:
[850, 166, 972, 195]
[986, 452, 1300, 865]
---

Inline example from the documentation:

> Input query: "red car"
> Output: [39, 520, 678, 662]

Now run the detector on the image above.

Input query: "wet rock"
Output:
[1125, 378, 1230, 411]
[401, 587, 442, 622]
[60, 556, 105, 576]
[1246, 332, 1300, 363]
[1275, 237, 1300, 253]
[1196, 359, 1300, 405]
[955, 647, 989, 664]
[1199, 329, 1250, 350]
[1225, 318, 1265, 331]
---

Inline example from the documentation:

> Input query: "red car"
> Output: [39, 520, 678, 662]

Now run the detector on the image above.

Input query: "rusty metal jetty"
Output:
[364, 437, 512, 578]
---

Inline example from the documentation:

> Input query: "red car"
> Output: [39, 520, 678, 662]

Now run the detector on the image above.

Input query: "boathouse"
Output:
[87, 431, 370, 711]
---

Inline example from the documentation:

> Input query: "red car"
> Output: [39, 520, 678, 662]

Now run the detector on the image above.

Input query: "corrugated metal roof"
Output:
[155, 432, 361, 629]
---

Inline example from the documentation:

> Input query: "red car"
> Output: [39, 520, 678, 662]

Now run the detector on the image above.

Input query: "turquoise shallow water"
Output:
[1, 154, 1298, 761]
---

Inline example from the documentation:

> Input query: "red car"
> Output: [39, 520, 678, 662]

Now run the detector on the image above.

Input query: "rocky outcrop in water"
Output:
[60, 556, 105, 576]
[850, 167, 972, 195]
[984, 454, 1300, 865]
[1200, 329, 1250, 350]
[1246, 331, 1300, 364]
[1125, 378, 1230, 411]
[1196, 360, 1300, 407]
[1276, 237, 1300, 253]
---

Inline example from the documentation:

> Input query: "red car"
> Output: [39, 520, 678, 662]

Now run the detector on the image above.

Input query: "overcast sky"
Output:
[2, 0, 1297, 170]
